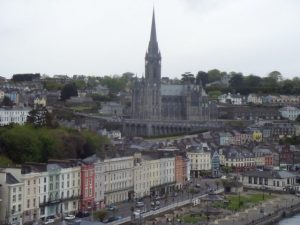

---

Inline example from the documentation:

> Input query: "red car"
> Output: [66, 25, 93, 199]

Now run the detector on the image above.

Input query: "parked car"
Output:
[43, 219, 54, 225]
[195, 184, 201, 188]
[107, 204, 118, 211]
[76, 211, 90, 218]
[152, 206, 160, 211]
[135, 201, 145, 207]
[65, 215, 75, 220]
[133, 211, 141, 219]
[104, 216, 122, 223]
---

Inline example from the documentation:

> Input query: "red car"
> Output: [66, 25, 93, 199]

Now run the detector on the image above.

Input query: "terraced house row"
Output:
[0, 152, 190, 225]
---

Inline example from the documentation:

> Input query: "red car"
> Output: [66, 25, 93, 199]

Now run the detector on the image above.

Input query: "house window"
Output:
[254, 177, 257, 184]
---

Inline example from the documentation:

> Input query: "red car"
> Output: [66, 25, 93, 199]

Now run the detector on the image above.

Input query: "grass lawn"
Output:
[214, 193, 273, 211]
[181, 214, 206, 224]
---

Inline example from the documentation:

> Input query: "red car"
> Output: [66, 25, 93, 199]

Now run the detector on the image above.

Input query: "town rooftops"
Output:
[242, 170, 297, 179]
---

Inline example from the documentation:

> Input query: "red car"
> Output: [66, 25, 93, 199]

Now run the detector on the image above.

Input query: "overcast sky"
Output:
[1, 0, 300, 79]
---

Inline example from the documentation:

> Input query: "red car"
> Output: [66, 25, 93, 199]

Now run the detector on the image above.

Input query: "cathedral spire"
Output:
[150, 9, 157, 45]
[148, 8, 159, 55]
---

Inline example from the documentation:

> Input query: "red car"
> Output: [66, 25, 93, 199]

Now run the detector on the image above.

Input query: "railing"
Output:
[39, 195, 81, 206]
[106, 188, 224, 225]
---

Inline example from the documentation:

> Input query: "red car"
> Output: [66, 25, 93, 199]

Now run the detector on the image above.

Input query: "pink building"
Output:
[80, 163, 95, 211]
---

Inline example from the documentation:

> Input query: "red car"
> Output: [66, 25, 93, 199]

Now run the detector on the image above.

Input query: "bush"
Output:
[95, 210, 107, 222]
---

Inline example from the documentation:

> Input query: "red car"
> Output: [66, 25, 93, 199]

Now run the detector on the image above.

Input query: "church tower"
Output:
[131, 9, 162, 120]
[143, 9, 161, 119]
[145, 9, 161, 83]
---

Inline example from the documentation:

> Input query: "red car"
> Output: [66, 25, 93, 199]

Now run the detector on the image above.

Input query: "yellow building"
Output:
[252, 131, 263, 142]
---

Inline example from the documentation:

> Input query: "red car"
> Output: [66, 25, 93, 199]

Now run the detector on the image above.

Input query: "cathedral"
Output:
[131, 10, 209, 121]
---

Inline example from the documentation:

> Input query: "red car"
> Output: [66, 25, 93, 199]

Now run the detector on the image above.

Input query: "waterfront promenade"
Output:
[212, 194, 300, 225]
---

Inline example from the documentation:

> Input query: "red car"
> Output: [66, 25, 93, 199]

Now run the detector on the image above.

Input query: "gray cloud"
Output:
[0, 0, 300, 78]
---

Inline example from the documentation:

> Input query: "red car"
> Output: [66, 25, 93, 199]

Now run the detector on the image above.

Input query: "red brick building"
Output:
[279, 145, 294, 169]
[264, 154, 273, 167]
[80, 163, 95, 211]
[175, 155, 188, 189]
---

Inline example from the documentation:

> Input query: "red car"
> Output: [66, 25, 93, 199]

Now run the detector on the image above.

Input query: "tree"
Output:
[196, 71, 208, 86]
[0, 125, 43, 163]
[244, 75, 262, 91]
[268, 71, 282, 82]
[181, 72, 195, 83]
[1, 96, 13, 106]
[12, 73, 40, 82]
[281, 79, 294, 94]
[207, 69, 222, 83]
[98, 75, 128, 93]
[74, 80, 86, 90]
[261, 76, 279, 93]
[27, 107, 54, 127]
[95, 210, 107, 222]
[60, 82, 78, 101]
[43, 80, 63, 91]
[229, 73, 244, 91]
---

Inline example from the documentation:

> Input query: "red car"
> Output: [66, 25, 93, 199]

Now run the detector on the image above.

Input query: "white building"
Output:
[159, 157, 175, 188]
[187, 146, 211, 178]
[6, 168, 41, 225]
[133, 153, 176, 198]
[247, 94, 263, 105]
[218, 93, 244, 105]
[58, 164, 81, 216]
[279, 106, 300, 121]
[0, 169, 24, 225]
[0, 108, 30, 126]
[240, 171, 299, 192]
[37, 170, 49, 220]
[133, 154, 152, 198]
[104, 156, 134, 204]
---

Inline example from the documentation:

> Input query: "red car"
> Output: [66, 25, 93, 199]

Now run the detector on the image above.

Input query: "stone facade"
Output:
[131, 11, 209, 122]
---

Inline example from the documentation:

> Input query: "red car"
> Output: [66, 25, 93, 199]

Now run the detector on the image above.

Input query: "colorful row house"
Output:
[0, 152, 193, 224]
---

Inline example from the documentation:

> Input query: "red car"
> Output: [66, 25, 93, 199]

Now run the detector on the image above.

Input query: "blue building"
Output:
[211, 151, 220, 177]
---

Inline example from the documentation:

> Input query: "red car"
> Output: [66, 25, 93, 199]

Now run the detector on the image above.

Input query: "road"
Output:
[109, 178, 220, 219]
[50, 178, 220, 225]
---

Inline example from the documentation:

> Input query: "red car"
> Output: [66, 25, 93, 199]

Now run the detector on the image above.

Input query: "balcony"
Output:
[61, 195, 80, 202]
[39, 194, 80, 206]
[39, 198, 60, 206]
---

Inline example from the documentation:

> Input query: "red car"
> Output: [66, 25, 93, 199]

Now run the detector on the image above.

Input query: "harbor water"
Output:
[277, 213, 300, 224]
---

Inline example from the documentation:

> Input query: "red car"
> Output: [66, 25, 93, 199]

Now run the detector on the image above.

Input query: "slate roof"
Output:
[6, 173, 20, 184]
[161, 84, 204, 96]
[242, 170, 297, 179]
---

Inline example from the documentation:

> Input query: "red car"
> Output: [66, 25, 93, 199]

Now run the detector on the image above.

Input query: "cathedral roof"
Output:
[161, 84, 206, 96]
